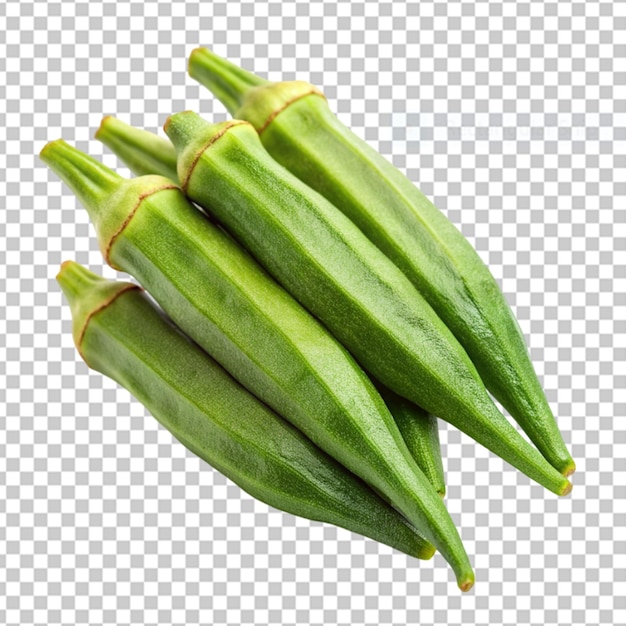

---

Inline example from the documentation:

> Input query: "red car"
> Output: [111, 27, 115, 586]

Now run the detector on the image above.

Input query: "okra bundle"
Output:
[96, 115, 447, 496]
[43, 49, 577, 590]
[57, 261, 436, 560]
[42, 140, 474, 590]
[188, 48, 574, 477]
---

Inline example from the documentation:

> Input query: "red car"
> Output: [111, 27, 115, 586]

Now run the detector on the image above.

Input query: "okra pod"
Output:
[95, 116, 447, 496]
[41, 140, 475, 590]
[377, 384, 446, 497]
[188, 48, 574, 476]
[57, 261, 436, 560]
[163, 111, 571, 499]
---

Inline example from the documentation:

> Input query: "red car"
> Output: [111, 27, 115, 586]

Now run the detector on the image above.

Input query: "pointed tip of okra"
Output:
[562, 460, 576, 478]
[459, 575, 475, 593]
[547, 447, 576, 478]
[560, 480, 573, 497]
[417, 543, 437, 561]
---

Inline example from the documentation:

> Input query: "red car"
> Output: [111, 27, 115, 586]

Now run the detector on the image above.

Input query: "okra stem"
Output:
[41, 139, 121, 213]
[96, 116, 179, 182]
[57, 259, 105, 302]
[188, 48, 267, 116]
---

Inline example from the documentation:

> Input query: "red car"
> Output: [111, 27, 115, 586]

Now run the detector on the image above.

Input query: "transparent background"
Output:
[1, 0, 624, 624]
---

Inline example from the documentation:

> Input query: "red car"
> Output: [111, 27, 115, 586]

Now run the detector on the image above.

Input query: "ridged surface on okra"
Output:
[188, 48, 574, 477]
[56, 261, 436, 560]
[163, 111, 571, 500]
[41, 140, 475, 591]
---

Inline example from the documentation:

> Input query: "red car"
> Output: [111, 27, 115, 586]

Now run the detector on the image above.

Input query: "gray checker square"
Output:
[1, 0, 624, 624]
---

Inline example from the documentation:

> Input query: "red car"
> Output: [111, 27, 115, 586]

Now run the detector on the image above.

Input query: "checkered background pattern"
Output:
[1, 0, 624, 624]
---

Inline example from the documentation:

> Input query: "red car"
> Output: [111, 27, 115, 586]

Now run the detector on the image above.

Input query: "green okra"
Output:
[56, 261, 437, 560]
[163, 111, 571, 501]
[376, 384, 446, 498]
[95, 115, 448, 496]
[96, 116, 179, 181]
[41, 140, 475, 591]
[188, 48, 574, 477]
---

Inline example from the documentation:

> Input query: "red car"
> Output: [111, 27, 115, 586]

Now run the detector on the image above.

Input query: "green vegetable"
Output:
[57, 261, 436, 560]
[188, 48, 574, 477]
[95, 117, 448, 497]
[96, 116, 179, 181]
[163, 111, 571, 500]
[41, 139, 475, 591]
[376, 384, 446, 497]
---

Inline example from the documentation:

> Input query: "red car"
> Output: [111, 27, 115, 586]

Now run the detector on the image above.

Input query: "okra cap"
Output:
[56, 261, 140, 361]
[163, 111, 253, 191]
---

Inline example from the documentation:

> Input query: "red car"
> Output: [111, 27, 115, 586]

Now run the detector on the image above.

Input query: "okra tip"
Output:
[562, 460, 576, 478]
[417, 543, 437, 561]
[459, 575, 475, 593]
[560, 481, 573, 497]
